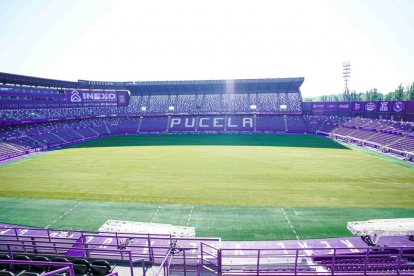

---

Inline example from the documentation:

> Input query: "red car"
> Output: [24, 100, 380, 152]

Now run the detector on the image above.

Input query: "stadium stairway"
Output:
[73, 129, 85, 139]
[103, 122, 111, 134]
[49, 132, 66, 143]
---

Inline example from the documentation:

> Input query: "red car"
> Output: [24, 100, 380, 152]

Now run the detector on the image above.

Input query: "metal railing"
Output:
[218, 246, 414, 275]
[0, 259, 75, 276]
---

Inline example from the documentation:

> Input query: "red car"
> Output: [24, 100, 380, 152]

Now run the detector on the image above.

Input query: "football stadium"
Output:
[1, 1, 414, 275]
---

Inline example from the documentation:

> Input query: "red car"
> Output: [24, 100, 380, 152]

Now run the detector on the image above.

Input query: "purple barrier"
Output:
[209, 246, 414, 276]
[139, 117, 168, 133]
[305, 100, 414, 114]
[0, 225, 221, 275]
[2, 223, 414, 276]
[256, 115, 285, 132]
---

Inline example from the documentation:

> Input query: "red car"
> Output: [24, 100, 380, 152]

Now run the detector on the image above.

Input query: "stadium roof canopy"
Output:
[129, 78, 304, 95]
[0, 72, 78, 88]
[0, 72, 304, 94]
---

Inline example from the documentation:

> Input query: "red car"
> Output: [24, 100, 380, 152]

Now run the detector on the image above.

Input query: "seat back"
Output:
[13, 255, 31, 270]
[91, 260, 111, 270]
[73, 263, 89, 275]
[30, 256, 50, 272]
[0, 270, 15, 276]
[50, 257, 70, 271]
[89, 264, 110, 275]
[73, 258, 90, 275]
[0, 254, 11, 270]
[17, 272, 39, 276]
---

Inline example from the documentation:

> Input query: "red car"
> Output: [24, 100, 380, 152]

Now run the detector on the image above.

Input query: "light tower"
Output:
[342, 62, 351, 101]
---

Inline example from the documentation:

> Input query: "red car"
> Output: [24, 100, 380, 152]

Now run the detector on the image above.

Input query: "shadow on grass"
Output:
[69, 134, 350, 150]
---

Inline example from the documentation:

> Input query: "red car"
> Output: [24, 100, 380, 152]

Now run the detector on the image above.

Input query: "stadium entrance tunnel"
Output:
[69, 134, 350, 150]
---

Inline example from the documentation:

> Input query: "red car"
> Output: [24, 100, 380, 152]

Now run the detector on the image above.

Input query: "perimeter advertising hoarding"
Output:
[325, 102, 338, 111]
[65, 89, 129, 106]
[338, 102, 351, 110]
[309, 101, 411, 113]
[405, 101, 414, 114]
[353, 101, 405, 113]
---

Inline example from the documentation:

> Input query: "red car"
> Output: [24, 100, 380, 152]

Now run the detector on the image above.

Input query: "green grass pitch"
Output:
[0, 134, 413, 240]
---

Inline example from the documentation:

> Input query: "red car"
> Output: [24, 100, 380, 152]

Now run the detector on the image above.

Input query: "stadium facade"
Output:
[1, 72, 414, 275]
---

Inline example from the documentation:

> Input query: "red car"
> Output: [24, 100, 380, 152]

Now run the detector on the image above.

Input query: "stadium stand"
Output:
[0, 222, 413, 276]
[1, 73, 414, 275]
[1, 73, 414, 162]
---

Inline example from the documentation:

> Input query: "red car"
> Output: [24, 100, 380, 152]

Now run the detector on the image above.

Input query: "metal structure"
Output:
[342, 62, 351, 101]
[1, 223, 414, 275]
[99, 220, 196, 237]
[348, 218, 414, 245]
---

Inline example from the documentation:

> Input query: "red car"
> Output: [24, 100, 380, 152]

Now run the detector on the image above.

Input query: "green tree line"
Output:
[304, 82, 414, 102]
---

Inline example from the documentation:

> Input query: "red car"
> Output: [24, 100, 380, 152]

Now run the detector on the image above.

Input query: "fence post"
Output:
[183, 248, 187, 276]
[69, 263, 75, 276]
[217, 248, 222, 275]
[46, 228, 51, 243]
[128, 251, 134, 276]
[294, 249, 298, 276]
[200, 243, 204, 270]
[364, 248, 369, 276]
[397, 247, 402, 276]
[197, 260, 201, 276]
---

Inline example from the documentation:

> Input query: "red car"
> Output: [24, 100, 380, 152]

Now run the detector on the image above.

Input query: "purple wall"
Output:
[256, 116, 285, 132]
[139, 117, 168, 133]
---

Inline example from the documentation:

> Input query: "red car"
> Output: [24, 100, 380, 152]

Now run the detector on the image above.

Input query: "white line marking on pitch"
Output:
[150, 206, 160, 223]
[282, 208, 299, 240]
[45, 202, 81, 229]
[187, 206, 194, 226]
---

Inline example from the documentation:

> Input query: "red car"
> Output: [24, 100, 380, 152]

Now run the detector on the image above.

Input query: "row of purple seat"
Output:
[1, 115, 414, 161]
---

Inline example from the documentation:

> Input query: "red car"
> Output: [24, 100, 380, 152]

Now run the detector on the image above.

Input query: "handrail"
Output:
[218, 246, 414, 276]
[200, 241, 219, 250]
[219, 245, 414, 252]
[154, 248, 173, 276]
[0, 226, 219, 242]
[0, 239, 195, 253]
[200, 242, 220, 275]
[1, 239, 200, 276]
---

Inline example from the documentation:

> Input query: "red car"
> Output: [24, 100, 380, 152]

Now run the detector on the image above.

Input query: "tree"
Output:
[394, 84, 405, 100]
[365, 88, 383, 101]
[332, 95, 340, 102]
[320, 95, 328, 102]
[384, 92, 394, 101]
[349, 90, 362, 101]
[404, 82, 414, 100]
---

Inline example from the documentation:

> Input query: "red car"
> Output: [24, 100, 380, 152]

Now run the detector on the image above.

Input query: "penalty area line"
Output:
[150, 206, 160, 223]
[45, 202, 81, 229]
[281, 208, 299, 240]
[187, 206, 194, 226]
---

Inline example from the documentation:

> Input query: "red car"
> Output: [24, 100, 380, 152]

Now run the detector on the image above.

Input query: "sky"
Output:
[0, 0, 413, 97]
